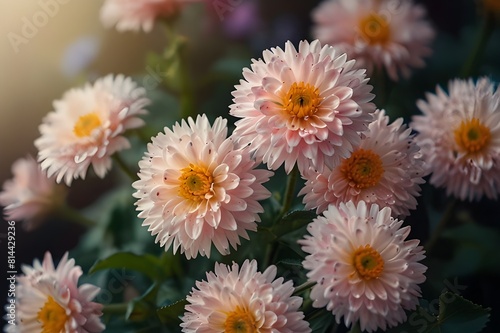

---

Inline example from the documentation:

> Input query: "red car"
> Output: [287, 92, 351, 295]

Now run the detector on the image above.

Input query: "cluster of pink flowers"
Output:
[3, 0, 498, 331]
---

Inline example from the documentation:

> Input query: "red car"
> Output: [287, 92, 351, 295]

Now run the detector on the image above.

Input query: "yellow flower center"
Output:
[283, 82, 322, 119]
[454, 118, 491, 154]
[73, 113, 102, 138]
[37, 296, 68, 333]
[358, 13, 391, 45]
[224, 306, 258, 333]
[178, 164, 213, 202]
[340, 149, 384, 189]
[351, 245, 385, 281]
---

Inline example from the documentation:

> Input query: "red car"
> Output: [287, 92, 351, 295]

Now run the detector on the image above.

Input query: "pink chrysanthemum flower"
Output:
[0, 155, 65, 230]
[299, 201, 427, 332]
[132, 114, 273, 259]
[6, 252, 104, 333]
[181, 259, 311, 333]
[411, 77, 500, 201]
[100, 0, 205, 32]
[312, 0, 435, 81]
[230, 39, 375, 174]
[35, 74, 149, 186]
[300, 109, 425, 218]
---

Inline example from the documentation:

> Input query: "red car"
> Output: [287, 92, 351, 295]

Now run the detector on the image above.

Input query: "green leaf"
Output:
[437, 292, 490, 333]
[156, 299, 188, 325]
[442, 223, 500, 276]
[388, 292, 490, 333]
[89, 252, 163, 281]
[126, 283, 161, 322]
[271, 210, 317, 238]
[145, 35, 186, 93]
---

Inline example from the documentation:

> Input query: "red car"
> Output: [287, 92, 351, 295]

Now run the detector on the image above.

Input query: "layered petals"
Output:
[6, 252, 104, 333]
[300, 110, 425, 218]
[312, 0, 435, 80]
[35, 74, 149, 186]
[411, 77, 500, 201]
[230, 39, 375, 174]
[181, 260, 311, 333]
[299, 201, 426, 332]
[132, 114, 273, 259]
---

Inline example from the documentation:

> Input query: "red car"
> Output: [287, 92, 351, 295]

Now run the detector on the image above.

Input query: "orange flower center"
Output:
[282, 82, 322, 119]
[340, 149, 384, 189]
[73, 113, 102, 138]
[358, 13, 391, 45]
[351, 245, 385, 280]
[178, 164, 213, 202]
[224, 306, 258, 333]
[37, 296, 68, 333]
[454, 118, 491, 154]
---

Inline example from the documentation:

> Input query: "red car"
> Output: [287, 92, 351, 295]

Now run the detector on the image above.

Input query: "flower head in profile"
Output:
[0, 155, 66, 231]
[230, 39, 375, 174]
[411, 77, 500, 201]
[181, 259, 311, 333]
[312, 0, 435, 81]
[100, 0, 205, 32]
[35, 74, 149, 186]
[300, 110, 425, 218]
[6, 252, 104, 333]
[299, 201, 426, 332]
[132, 114, 273, 259]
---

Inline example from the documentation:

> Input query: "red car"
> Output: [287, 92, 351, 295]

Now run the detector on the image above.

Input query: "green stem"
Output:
[57, 204, 96, 228]
[293, 281, 316, 296]
[262, 167, 300, 268]
[178, 48, 196, 120]
[163, 22, 196, 120]
[280, 166, 300, 217]
[425, 198, 458, 254]
[460, 12, 495, 78]
[103, 302, 129, 315]
[112, 153, 138, 182]
[372, 67, 390, 107]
